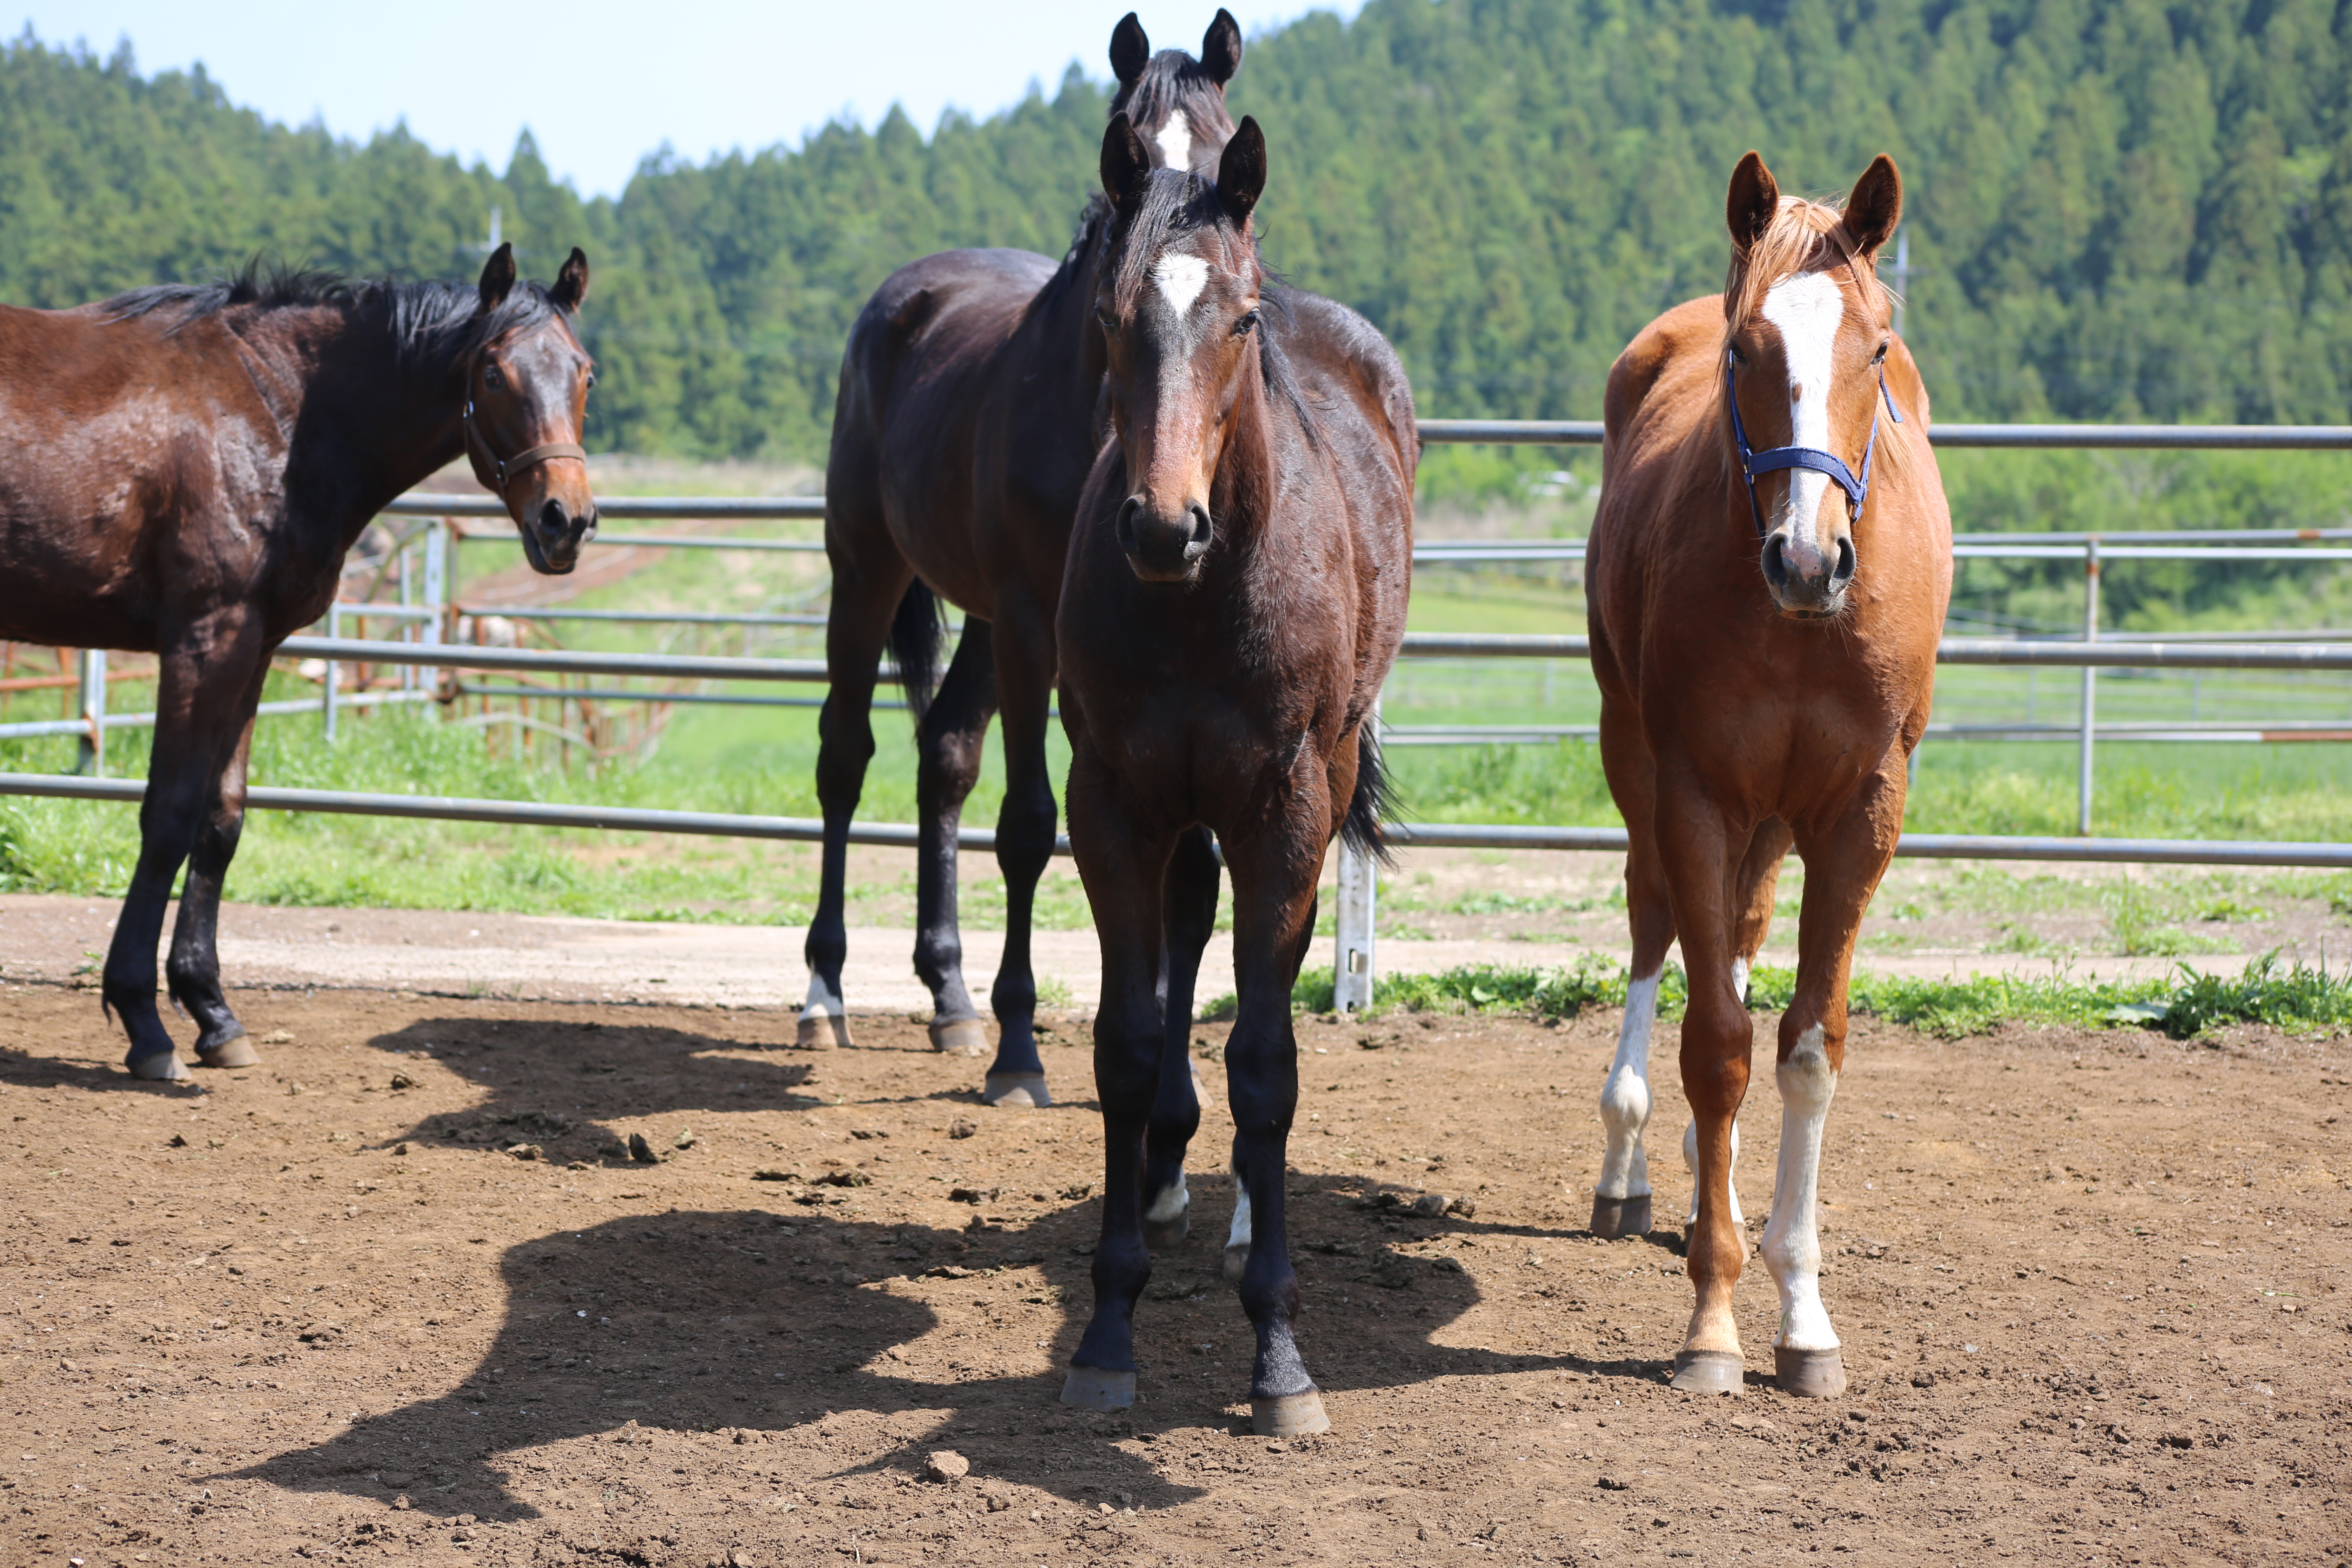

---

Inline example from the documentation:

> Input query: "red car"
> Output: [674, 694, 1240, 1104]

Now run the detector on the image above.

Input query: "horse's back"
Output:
[1278, 291, 1418, 487]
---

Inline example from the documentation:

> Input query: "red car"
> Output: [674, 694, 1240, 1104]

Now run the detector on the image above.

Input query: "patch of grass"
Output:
[2107, 882, 2234, 958]
[1278, 952, 2352, 1042]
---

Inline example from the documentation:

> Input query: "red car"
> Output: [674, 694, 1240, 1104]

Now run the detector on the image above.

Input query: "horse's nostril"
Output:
[1116, 497, 1144, 555]
[1831, 535, 1857, 586]
[1761, 534, 1790, 589]
[539, 499, 570, 538]
[1183, 504, 1212, 560]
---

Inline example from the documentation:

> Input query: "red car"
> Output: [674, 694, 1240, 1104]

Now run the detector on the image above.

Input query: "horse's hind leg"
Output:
[1592, 701, 1675, 1239]
[105, 630, 266, 1080]
[1681, 818, 1791, 1225]
[1765, 764, 1901, 1398]
[980, 602, 1057, 1107]
[801, 552, 911, 1050]
[165, 697, 268, 1069]
[912, 620, 998, 1057]
[1143, 826, 1218, 1251]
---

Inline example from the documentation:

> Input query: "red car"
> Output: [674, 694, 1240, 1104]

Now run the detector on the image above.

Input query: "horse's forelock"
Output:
[1110, 170, 1228, 317]
[1110, 49, 1238, 151]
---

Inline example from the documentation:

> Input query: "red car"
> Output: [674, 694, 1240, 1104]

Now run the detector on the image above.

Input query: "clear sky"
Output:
[19, 1, 1361, 198]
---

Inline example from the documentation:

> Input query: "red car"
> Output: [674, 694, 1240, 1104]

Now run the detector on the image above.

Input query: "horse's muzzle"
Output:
[525, 497, 598, 575]
[1762, 526, 1855, 618]
[1116, 496, 1212, 583]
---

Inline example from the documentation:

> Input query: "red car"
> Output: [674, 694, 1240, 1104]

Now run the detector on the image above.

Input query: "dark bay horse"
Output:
[0, 245, 599, 1080]
[806, 9, 1245, 1108]
[1056, 116, 1416, 1437]
[1585, 153, 1951, 1396]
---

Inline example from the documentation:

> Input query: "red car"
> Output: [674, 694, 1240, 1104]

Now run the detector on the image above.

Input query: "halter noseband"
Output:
[1725, 347, 1904, 541]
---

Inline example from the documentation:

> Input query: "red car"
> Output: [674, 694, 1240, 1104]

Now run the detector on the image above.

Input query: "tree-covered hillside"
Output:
[4, 0, 2348, 463]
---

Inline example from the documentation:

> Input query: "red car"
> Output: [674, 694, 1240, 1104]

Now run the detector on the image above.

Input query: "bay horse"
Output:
[1056, 115, 1415, 1437]
[0, 245, 599, 1080]
[806, 9, 1245, 1108]
[1584, 153, 1951, 1396]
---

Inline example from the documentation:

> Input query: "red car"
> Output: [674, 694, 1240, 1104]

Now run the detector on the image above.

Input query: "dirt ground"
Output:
[0, 979, 2345, 1567]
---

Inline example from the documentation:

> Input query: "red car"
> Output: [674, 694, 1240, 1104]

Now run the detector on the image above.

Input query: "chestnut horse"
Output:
[806, 10, 1245, 1107]
[1057, 116, 1415, 1437]
[1585, 153, 1951, 1395]
[0, 245, 599, 1079]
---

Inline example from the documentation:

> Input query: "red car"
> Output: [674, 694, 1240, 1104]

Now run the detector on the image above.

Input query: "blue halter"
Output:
[1726, 348, 1904, 541]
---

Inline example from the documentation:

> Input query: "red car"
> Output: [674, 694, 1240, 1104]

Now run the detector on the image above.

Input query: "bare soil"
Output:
[0, 980, 2345, 1567]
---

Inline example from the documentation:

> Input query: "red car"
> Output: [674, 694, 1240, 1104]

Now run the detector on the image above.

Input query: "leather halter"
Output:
[1725, 345, 1904, 541]
[463, 396, 586, 493]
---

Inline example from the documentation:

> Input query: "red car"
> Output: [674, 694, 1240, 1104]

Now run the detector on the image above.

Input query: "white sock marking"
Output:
[799, 969, 844, 1021]
[1762, 1025, 1840, 1351]
[1595, 971, 1659, 1200]
[1152, 253, 1210, 316]
[1152, 110, 1192, 170]
[1731, 955, 1751, 1005]
[1146, 1170, 1189, 1225]
[1226, 1169, 1253, 1255]
[1683, 1116, 1744, 1227]
[1759, 271, 1847, 552]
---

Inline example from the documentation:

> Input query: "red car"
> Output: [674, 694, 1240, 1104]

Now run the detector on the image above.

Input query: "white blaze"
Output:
[1595, 971, 1659, 1200]
[1762, 1025, 1840, 1351]
[1758, 271, 1847, 552]
[1152, 252, 1210, 316]
[1153, 110, 1193, 170]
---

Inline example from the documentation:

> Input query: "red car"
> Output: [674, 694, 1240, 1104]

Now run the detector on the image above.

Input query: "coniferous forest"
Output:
[4, 0, 2348, 465]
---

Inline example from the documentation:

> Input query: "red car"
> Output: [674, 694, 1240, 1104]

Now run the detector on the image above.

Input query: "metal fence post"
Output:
[1333, 700, 1379, 1013]
[423, 519, 448, 709]
[2078, 538, 2100, 835]
[74, 649, 105, 777]
[323, 603, 341, 744]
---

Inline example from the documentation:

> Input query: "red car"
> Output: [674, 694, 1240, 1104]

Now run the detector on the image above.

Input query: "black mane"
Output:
[1111, 49, 1237, 148]
[103, 257, 561, 369]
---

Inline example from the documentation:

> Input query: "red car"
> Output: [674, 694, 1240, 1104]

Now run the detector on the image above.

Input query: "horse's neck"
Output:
[268, 308, 468, 536]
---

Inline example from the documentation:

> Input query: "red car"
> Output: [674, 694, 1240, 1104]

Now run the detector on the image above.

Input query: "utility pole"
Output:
[1888, 225, 1913, 341]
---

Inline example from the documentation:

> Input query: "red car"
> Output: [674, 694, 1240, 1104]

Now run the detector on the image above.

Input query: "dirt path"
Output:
[0, 976, 2344, 1566]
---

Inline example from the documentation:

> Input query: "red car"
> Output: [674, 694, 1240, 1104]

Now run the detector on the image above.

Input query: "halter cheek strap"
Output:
[464, 398, 588, 493]
[1726, 349, 1904, 541]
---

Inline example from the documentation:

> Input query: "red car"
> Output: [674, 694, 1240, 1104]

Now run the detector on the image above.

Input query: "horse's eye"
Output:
[1094, 306, 1115, 331]
[1728, 345, 1748, 366]
[1872, 341, 1890, 363]
[586, 372, 598, 390]
[1236, 309, 1260, 337]
[483, 366, 505, 390]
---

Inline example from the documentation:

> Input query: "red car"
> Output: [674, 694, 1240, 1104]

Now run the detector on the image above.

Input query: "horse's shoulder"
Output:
[1271, 291, 1416, 467]
[1607, 296, 1721, 426]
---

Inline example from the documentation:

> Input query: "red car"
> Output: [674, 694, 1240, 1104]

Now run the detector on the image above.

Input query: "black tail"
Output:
[1341, 722, 1399, 866]
[887, 579, 945, 727]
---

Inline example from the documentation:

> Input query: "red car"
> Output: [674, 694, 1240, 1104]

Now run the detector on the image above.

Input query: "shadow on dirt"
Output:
[361, 1017, 824, 1156]
[236, 1177, 1661, 1520]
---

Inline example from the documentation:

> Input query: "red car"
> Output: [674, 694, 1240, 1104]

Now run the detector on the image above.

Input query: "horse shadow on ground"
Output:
[359, 1016, 824, 1160]
[236, 1176, 1670, 1522]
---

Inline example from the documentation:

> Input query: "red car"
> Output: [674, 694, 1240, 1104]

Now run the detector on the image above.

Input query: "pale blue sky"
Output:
[20, 1, 1360, 198]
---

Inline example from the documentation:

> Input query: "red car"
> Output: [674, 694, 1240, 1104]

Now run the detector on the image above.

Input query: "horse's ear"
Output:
[1109, 13, 1149, 85]
[550, 247, 590, 312]
[1201, 8, 1244, 84]
[1217, 116, 1266, 225]
[477, 242, 517, 314]
[1842, 155, 1902, 258]
[1100, 113, 1153, 212]
[1725, 151, 1780, 254]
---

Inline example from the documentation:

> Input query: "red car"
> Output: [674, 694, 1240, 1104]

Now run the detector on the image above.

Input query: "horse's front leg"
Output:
[1142, 826, 1218, 1250]
[105, 624, 267, 1080]
[911, 619, 997, 1056]
[1059, 749, 1173, 1411]
[1678, 817, 1793, 1226]
[1651, 782, 1755, 1392]
[1221, 821, 1328, 1437]
[1765, 761, 1902, 1397]
[981, 602, 1058, 1107]
[164, 665, 272, 1068]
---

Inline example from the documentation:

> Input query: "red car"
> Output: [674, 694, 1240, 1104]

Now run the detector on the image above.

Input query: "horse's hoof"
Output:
[1668, 1350, 1746, 1393]
[1143, 1211, 1190, 1252]
[983, 1072, 1050, 1109]
[128, 1051, 190, 1082]
[1058, 1366, 1135, 1412]
[1775, 1345, 1847, 1399]
[1589, 1193, 1652, 1239]
[929, 1016, 990, 1056]
[1252, 1389, 1330, 1438]
[198, 1035, 261, 1069]
[796, 1012, 851, 1050]
[1222, 1244, 1249, 1284]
